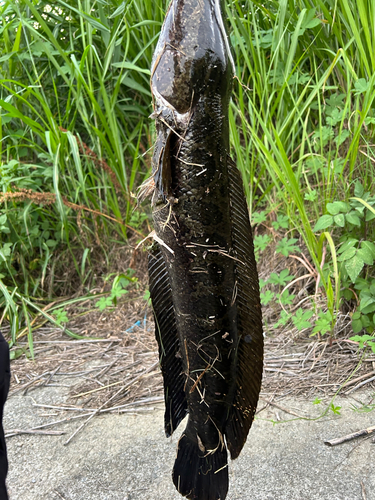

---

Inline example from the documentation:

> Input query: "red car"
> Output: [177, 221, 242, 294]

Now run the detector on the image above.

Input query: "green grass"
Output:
[0, 0, 375, 345]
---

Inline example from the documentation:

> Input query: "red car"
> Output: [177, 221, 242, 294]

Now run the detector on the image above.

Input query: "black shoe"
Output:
[0, 332, 10, 500]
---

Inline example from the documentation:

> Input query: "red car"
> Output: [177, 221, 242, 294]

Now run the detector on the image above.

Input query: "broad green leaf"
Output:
[361, 241, 375, 258]
[326, 201, 349, 215]
[345, 212, 361, 226]
[345, 255, 365, 283]
[337, 238, 358, 254]
[360, 297, 375, 315]
[357, 247, 374, 266]
[351, 319, 363, 334]
[337, 246, 356, 262]
[354, 181, 364, 197]
[313, 215, 333, 231]
[333, 214, 345, 227]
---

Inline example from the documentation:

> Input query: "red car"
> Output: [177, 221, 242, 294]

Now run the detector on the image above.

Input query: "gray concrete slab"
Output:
[4, 383, 375, 500]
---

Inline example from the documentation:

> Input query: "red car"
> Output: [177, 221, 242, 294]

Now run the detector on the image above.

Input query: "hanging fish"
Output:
[143, 1, 263, 499]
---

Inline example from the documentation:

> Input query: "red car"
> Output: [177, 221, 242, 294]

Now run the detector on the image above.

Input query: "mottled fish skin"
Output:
[146, 1, 263, 499]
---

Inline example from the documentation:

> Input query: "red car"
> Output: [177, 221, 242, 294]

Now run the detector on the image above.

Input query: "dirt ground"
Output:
[3, 316, 375, 500]
[4, 380, 375, 500]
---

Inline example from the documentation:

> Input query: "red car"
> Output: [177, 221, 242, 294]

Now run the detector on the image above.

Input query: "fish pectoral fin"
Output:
[224, 157, 264, 460]
[148, 242, 187, 437]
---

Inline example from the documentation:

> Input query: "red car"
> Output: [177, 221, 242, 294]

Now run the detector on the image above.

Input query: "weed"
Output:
[350, 334, 375, 354]
[292, 308, 314, 331]
[329, 403, 342, 416]
[314, 181, 375, 333]
[95, 270, 137, 311]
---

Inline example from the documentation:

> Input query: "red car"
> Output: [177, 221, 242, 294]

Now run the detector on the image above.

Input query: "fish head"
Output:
[151, 0, 233, 115]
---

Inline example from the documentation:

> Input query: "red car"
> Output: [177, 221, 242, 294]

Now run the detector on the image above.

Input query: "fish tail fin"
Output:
[172, 432, 228, 500]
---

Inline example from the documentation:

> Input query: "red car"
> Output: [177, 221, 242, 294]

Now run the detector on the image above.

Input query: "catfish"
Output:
[145, 1, 263, 498]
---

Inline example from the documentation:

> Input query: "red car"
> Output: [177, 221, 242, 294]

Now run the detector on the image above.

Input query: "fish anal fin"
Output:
[148, 242, 187, 436]
[225, 159, 264, 459]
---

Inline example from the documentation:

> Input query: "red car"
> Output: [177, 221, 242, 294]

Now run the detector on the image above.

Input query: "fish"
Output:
[145, 1, 263, 499]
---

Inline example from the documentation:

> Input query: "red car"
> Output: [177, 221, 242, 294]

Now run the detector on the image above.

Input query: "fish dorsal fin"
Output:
[148, 242, 188, 437]
[225, 157, 264, 459]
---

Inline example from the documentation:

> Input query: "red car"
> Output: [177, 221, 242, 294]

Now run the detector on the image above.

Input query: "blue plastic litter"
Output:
[144, 312, 147, 330]
[125, 320, 141, 333]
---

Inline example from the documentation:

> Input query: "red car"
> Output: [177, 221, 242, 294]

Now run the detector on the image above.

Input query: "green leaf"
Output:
[110, 286, 128, 300]
[337, 247, 356, 262]
[345, 255, 365, 283]
[325, 93, 346, 108]
[276, 237, 300, 257]
[350, 333, 375, 347]
[274, 310, 291, 328]
[361, 241, 375, 258]
[268, 269, 294, 286]
[95, 296, 113, 311]
[326, 108, 343, 127]
[326, 201, 349, 215]
[278, 290, 295, 306]
[345, 212, 361, 226]
[260, 290, 275, 305]
[311, 310, 332, 336]
[357, 247, 374, 266]
[337, 239, 358, 254]
[252, 211, 267, 224]
[259, 278, 267, 290]
[360, 297, 375, 315]
[0, 243, 12, 258]
[254, 234, 272, 252]
[353, 78, 369, 95]
[120, 76, 152, 96]
[334, 130, 350, 146]
[304, 190, 318, 202]
[272, 214, 289, 230]
[354, 181, 364, 198]
[333, 214, 345, 227]
[52, 0, 110, 32]
[143, 290, 151, 305]
[330, 403, 341, 415]
[54, 308, 69, 325]
[313, 215, 333, 231]
[292, 308, 313, 331]
[112, 62, 151, 75]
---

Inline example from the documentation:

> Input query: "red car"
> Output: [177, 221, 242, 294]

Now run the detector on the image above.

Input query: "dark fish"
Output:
[145, 1, 263, 499]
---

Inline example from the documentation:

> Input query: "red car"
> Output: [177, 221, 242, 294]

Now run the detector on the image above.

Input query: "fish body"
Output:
[147, 1, 263, 499]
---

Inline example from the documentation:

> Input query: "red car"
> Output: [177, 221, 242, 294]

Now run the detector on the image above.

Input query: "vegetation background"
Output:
[0, 0, 375, 356]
